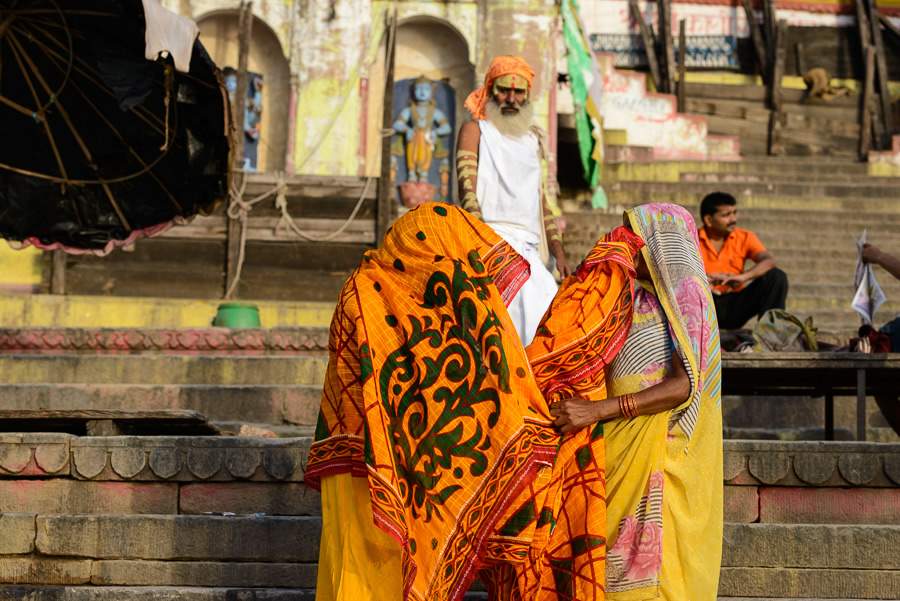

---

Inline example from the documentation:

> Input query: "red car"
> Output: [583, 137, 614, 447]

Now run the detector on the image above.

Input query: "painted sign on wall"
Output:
[591, 33, 738, 68]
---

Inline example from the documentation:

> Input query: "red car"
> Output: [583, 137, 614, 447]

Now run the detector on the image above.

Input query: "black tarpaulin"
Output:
[0, 0, 230, 254]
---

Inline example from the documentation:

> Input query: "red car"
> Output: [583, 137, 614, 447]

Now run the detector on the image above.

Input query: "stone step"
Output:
[718, 567, 900, 599]
[582, 190, 900, 213]
[566, 207, 900, 228]
[681, 172, 900, 185]
[723, 426, 900, 443]
[0, 384, 321, 428]
[723, 394, 895, 432]
[2, 519, 896, 594]
[0, 587, 316, 601]
[0, 294, 335, 330]
[0, 355, 328, 387]
[789, 282, 900, 298]
[607, 180, 900, 201]
[0, 591, 882, 601]
[603, 157, 875, 178]
[723, 524, 900, 569]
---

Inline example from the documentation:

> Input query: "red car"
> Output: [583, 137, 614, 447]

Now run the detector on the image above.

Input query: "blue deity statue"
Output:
[391, 76, 453, 202]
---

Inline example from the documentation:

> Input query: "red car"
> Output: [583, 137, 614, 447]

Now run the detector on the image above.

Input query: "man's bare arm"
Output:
[724, 250, 776, 288]
[863, 243, 900, 282]
[542, 199, 571, 278]
[456, 121, 481, 219]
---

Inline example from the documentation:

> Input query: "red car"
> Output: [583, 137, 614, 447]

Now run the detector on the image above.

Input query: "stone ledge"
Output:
[759, 487, 900, 524]
[5, 437, 900, 486]
[0, 434, 73, 477]
[722, 524, 900, 569]
[0, 328, 329, 354]
[179, 483, 321, 516]
[719, 567, 900, 599]
[0, 385, 323, 427]
[35, 515, 320, 562]
[0, 514, 36, 555]
[723, 486, 758, 523]
[0, 481, 177, 515]
[0, 355, 328, 387]
[90, 561, 318, 588]
[70, 437, 311, 482]
[0, 558, 91, 585]
[0, 586, 317, 600]
[723, 440, 900, 487]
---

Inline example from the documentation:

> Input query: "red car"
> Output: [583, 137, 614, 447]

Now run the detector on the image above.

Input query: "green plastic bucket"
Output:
[213, 302, 261, 328]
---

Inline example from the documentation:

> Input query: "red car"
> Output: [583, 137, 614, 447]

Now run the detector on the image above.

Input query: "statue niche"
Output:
[391, 76, 455, 207]
[224, 67, 263, 173]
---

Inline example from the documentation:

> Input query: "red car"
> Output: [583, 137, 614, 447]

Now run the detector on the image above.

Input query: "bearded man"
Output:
[456, 56, 571, 347]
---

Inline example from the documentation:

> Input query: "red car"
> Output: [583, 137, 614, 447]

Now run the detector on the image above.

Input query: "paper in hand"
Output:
[851, 229, 886, 325]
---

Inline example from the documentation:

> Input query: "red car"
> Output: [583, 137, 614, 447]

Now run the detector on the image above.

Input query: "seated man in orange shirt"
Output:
[698, 192, 788, 330]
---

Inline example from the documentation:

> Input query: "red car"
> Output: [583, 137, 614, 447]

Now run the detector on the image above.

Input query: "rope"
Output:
[224, 7, 399, 297]
[276, 174, 373, 242]
[224, 169, 375, 298]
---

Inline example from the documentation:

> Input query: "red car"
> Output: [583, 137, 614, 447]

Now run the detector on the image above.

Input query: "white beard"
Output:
[484, 99, 535, 139]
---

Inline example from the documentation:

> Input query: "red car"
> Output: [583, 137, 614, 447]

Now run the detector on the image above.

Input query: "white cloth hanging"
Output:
[142, 0, 199, 72]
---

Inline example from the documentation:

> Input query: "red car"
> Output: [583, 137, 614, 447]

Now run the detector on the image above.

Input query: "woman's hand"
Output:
[549, 397, 615, 433]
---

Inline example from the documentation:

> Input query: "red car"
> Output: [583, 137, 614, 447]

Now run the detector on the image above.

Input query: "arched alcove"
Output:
[196, 11, 290, 172]
[396, 17, 475, 142]
[366, 16, 475, 178]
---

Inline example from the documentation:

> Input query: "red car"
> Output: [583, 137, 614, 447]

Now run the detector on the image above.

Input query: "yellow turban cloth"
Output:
[464, 55, 535, 120]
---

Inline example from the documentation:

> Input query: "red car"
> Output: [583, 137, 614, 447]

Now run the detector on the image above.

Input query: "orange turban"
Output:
[464, 55, 535, 120]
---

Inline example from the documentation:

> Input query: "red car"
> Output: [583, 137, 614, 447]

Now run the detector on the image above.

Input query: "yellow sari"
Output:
[604, 204, 723, 601]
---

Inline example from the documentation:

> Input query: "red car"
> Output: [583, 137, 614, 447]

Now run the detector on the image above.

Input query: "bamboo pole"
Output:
[375, 9, 397, 246]
[225, 1, 254, 299]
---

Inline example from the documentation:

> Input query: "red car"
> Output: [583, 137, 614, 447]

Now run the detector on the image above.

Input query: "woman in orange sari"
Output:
[307, 203, 639, 601]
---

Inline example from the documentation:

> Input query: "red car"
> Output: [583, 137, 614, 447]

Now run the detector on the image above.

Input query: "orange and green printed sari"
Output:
[307, 204, 639, 601]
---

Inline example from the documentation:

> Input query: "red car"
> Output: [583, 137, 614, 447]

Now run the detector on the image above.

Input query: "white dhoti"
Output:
[491, 224, 557, 347]
[476, 119, 557, 347]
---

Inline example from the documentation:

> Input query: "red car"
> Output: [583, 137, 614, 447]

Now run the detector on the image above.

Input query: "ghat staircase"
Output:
[0, 327, 898, 600]
[562, 154, 900, 344]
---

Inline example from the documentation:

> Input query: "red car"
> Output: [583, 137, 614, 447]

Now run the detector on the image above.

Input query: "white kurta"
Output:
[477, 119, 557, 347]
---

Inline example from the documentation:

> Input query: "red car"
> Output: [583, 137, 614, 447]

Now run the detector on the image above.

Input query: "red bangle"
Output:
[619, 393, 639, 418]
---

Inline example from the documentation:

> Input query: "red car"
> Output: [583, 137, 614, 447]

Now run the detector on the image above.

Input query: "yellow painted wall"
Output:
[0, 294, 334, 328]
[0, 244, 42, 292]
[685, 71, 900, 99]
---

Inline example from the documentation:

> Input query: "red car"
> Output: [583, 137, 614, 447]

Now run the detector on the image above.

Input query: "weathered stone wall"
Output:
[1, 437, 899, 598]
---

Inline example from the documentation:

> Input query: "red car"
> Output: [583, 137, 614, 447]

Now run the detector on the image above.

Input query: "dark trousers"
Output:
[713, 268, 789, 330]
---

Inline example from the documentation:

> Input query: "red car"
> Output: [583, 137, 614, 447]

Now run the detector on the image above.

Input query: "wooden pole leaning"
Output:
[767, 20, 788, 156]
[375, 9, 398, 246]
[628, 0, 662, 92]
[740, 0, 768, 85]
[867, 0, 895, 148]
[860, 46, 876, 159]
[657, 0, 675, 95]
[225, 1, 254, 299]
[854, 0, 886, 148]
